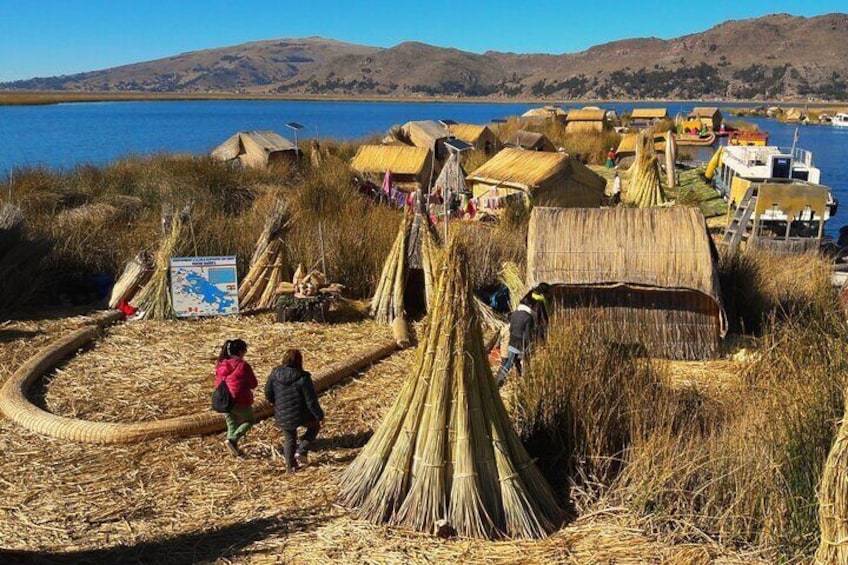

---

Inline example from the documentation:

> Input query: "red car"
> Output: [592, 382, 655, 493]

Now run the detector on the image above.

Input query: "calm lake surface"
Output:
[1, 99, 846, 232]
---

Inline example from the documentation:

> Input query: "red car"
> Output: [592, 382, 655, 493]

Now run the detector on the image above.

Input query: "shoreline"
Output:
[2, 90, 848, 107]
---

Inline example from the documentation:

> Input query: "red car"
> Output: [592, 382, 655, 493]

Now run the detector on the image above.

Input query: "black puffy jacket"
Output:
[264, 366, 324, 429]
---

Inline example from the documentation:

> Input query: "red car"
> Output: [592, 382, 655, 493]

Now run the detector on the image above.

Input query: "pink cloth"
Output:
[215, 358, 257, 408]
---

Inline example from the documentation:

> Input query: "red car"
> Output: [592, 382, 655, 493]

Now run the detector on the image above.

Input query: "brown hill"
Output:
[4, 13, 847, 100]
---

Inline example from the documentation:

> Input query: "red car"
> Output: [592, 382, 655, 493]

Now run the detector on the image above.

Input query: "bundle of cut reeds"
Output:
[130, 206, 189, 320]
[108, 252, 153, 309]
[341, 238, 562, 539]
[624, 130, 667, 208]
[239, 200, 291, 311]
[815, 394, 848, 564]
[371, 214, 409, 325]
[500, 261, 526, 311]
[665, 133, 677, 189]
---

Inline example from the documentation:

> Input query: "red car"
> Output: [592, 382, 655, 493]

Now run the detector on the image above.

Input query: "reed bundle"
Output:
[665, 133, 677, 189]
[340, 238, 562, 539]
[239, 199, 291, 311]
[500, 261, 526, 311]
[130, 206, 189, 320]
[371, 215, 409, 324]
[108, 252, 153, 309]
[371, 212, 440, 325]
[815, 393, 848, 564]
[624, 130, 667, 208]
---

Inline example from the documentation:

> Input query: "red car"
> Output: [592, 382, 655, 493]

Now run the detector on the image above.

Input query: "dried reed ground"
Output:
[0, 312, 768, 564]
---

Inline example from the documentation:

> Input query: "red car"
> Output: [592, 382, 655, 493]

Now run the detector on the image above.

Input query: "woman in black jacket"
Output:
[264, 349, 325, 473]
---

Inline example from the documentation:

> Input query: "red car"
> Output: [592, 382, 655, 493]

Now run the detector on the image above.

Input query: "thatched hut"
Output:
[527, 207, 726, 360]
[629, 108, 668, 127]
[688, 107, 723, 131]
[400, 120, 450, 160]
[211, 131, 298, 168]
[351, 145, 434, 193]
[521, 105, 568, 123]
[466, 148, 605, 211]
[447, 123, 497, 154]
[504, 130, 556, 152]
[565, 108, 608, 133]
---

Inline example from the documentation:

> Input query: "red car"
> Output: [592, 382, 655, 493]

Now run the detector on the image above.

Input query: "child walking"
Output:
[215, 339, 257, 457]
[264, 349, 325, 473]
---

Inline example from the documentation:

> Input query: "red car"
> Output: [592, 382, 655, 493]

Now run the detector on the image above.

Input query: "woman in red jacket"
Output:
[215, 339, 257, 456]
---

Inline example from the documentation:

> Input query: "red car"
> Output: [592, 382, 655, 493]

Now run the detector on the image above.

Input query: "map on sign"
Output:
[170, 256, 239, 318]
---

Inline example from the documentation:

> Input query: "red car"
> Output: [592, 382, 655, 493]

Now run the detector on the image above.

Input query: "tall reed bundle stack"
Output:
[371, 211, 440, 325]
[130, 206, 190, 320]
[815, 395, 848, 564]
[108, 253, 153, 309]
[665, 133, 677, 189]
[624, 130, 667, 208]
[372, 215, 409, 325]
[340, 239, 562, 539]
[238, 200, 291, 311]
[500, 261, 526, 311]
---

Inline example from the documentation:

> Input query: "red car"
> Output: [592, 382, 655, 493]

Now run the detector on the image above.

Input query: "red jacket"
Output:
[215, 357, 257, 408]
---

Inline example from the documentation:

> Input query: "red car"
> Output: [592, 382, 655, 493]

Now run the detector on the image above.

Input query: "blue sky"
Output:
[0, 1, 845, 82]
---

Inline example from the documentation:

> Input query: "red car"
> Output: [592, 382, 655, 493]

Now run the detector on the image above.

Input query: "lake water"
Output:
[1, 99, 846, 232]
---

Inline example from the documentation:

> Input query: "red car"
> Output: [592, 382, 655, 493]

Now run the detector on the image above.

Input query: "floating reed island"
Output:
[0, 109, 844, 563]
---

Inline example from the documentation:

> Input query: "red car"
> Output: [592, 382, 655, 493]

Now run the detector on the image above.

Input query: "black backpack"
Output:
[212, 380, 234, 413]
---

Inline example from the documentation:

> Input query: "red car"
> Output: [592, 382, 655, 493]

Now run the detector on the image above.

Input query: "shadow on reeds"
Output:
[0, 329, 42, 343]
[313, 430, 373, 451]
[1, 505, 326, 565]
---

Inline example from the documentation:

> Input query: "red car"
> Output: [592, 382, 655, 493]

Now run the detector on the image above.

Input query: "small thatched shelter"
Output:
[565, 108, 608, 133]
[504, 130, 556, 152]
[527, 207, 726, 360]
[400, 120, 450, 160]
[521, 106, 567, 123]
[467, 148, 605, 211]
[447, 124, 497, 154]
[688, 107, 723, 131]
[351, 145, 434, 192]
[629, 108, 668, 127]
[211, 131, 298, 168]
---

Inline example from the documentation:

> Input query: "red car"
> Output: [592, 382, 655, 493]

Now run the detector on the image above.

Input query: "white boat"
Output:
[713, 143, 837, 224]
[832, 113, 848, 128]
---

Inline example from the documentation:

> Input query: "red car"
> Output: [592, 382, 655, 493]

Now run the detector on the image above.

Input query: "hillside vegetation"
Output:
[4, 14, 848, 100]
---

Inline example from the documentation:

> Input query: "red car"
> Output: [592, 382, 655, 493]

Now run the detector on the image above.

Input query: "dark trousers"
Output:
[282, 421, 320, 469]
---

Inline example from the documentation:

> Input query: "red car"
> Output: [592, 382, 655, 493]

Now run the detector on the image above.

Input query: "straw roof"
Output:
[691, 107, 720, 118]
[616, 132, 667, 155]
[401, 120, 449, 149]
[447, 123, 494, 145]
[631, 108, 668, 120]
[504, 130, 556, 152]
[522, 106, 567, 118]
[467, 148, 572, 189]
[350, 145, 433, 176]
[527, 207, 726, 333]
[566, 108, 607, 122]
[211, 131, 296, 163]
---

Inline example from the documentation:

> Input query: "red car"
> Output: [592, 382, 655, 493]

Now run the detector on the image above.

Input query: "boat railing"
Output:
[771, 146, 814, 167]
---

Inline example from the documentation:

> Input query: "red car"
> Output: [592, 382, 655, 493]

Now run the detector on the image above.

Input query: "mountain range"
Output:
[4, 13, 847, 101]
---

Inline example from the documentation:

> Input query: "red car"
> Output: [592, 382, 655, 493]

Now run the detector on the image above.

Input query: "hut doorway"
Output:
[404, 269, 428, 320]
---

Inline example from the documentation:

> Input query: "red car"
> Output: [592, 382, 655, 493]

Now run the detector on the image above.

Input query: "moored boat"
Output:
[832, 113, 848, 128]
